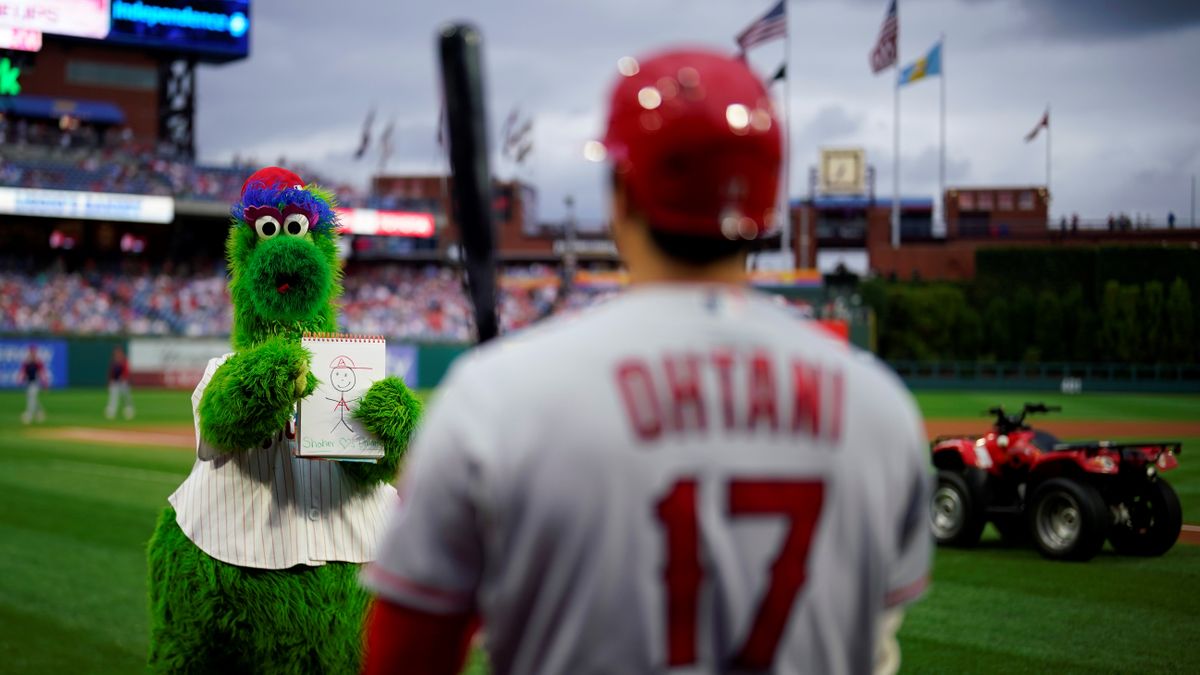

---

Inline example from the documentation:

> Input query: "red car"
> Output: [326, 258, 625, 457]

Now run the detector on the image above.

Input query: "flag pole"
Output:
[939, 33, 946, 235]
[891, 64, 900, 249]
[891, 0, 900, 249]
[1045, 103, 1051, 223]
[783, 5, 795, 265]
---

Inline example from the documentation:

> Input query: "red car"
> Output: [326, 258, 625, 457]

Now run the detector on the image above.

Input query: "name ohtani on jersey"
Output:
[615, 349, 844, 443]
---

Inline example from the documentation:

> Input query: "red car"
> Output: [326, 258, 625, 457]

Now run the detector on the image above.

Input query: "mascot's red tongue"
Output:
[277, 283, 291, 294]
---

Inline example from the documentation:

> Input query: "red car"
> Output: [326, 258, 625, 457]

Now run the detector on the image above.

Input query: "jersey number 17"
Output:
[655, 478, 825, 670]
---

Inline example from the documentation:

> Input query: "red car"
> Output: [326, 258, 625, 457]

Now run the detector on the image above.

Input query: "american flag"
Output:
[869, 0, 898, 74]
[737, 0, 787, 52]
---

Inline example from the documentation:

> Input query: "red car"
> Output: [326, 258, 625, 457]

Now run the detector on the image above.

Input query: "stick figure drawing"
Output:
[325, 355, 370, 433]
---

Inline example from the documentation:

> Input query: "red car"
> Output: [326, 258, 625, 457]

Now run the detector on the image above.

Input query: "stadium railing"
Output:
[890, 360, 1200, 393]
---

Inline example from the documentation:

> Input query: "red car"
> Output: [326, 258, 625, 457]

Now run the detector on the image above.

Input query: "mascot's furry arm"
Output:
[198, 336, 318, 452]
[346, 376, 423, 485]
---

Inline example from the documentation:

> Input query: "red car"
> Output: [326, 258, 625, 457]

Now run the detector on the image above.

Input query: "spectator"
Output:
[1168, 212, 1176, 230]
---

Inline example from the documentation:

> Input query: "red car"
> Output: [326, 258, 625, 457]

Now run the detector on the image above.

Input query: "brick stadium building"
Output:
[790, 186, 1200, 281]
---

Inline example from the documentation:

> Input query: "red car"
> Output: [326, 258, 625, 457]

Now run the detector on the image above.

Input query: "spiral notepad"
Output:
[297, 333, 387, 461]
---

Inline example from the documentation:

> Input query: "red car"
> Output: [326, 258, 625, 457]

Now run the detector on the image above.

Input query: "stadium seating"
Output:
[0, 264, 619, 341]
[0, 144, 361, 205]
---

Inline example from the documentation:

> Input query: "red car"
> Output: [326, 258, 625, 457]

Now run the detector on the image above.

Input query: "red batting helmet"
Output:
[601, 49, 782, 240]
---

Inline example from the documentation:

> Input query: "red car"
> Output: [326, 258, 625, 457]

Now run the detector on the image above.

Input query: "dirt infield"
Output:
[27, 425, 193, 449]
[1182, 526, 1200, 546]
[925, 419, 1200, 440]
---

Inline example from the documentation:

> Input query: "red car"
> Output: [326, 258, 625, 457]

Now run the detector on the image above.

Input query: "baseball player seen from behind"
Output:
[362, 48, 932, 675]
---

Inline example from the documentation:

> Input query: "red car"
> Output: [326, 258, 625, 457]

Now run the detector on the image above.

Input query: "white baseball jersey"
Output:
[169, 354, 397, 569]
[364, 285, 931, 674]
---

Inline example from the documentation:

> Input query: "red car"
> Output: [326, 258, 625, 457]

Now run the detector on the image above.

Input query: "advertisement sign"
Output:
[0, 339, 67, 388]
[0, 186, 174, 223]
[386, 343, 419, 388]
[128, 337, 229, 388]
[0, 0, 110, 39]
[106, 0, 249, 60]
[337, 207, 435, 238]
[0, 25, 41, 51]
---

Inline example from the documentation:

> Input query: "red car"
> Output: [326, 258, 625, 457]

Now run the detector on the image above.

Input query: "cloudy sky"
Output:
[195, 0, 1200, 227]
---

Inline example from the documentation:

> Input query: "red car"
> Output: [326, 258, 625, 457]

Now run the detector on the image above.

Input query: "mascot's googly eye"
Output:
[255, 215, 282, 239]
[283, 213, 310, 237]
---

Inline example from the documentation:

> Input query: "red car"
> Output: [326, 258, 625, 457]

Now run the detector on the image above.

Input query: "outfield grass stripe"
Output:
[35, 458, 185, 484]
[0, 478, 168, 548]
[0, 604, 146, 674]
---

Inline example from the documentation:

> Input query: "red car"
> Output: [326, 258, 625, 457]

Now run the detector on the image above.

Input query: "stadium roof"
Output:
[790, 196, 933, 210]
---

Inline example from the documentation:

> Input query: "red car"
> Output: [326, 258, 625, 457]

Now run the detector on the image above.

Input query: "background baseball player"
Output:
[362, 48, 932, 675]
[19, 344, 48, 425]
[106, 346, 136, 420]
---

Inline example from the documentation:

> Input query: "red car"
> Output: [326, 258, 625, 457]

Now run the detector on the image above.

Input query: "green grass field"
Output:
[0, 388, 1196, 673]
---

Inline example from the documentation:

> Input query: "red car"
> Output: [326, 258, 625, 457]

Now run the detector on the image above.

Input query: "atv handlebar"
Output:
[986, 402, 1061, 432]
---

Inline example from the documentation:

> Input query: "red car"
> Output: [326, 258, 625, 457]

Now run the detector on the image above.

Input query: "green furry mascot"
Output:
[147, 167, 421, 674]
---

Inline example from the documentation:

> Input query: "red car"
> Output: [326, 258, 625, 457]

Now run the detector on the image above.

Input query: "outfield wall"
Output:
[4, 335, 1199, 393]
[891, 361, 1200, 393]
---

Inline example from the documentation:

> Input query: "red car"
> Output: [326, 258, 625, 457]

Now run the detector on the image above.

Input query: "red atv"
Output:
[930, 402, 1183, 561]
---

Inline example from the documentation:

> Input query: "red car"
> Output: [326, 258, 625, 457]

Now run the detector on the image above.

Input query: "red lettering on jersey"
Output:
[790, 360, 821, 438]
[664, 354, 707, 434]
[616, 359, 663, 441]
[829, 369, 844, 443]
[746, 351, 778, 432]
[711, 349, 736, 431]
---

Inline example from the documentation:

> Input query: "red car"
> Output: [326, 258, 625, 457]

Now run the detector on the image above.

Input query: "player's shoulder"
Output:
[751, 297, 920, 424]
[448, 296, 627, 379]
[843, 347, 924, 439]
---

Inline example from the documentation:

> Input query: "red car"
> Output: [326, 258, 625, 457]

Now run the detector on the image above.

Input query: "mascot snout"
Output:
[247, 235, 332, 322]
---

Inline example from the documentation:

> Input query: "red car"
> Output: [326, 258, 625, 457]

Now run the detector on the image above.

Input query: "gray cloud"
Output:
[963, 0, 1200, 39]
[798, 105, 866, 145]
[194, 0, 1200, 225]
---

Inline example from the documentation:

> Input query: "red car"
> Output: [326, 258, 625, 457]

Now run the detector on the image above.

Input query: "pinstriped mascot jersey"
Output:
[364, 285, 933, 675]
[169, 354, 395, 568]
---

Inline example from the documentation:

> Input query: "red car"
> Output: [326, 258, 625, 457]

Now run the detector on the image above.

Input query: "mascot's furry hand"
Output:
[198, 336, 318, 452]
[347, 376, 423, 486]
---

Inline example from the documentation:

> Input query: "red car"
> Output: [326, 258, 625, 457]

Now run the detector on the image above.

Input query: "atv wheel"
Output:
[931, 471, 986, 547]
[1108, 479, 1182, 557]
[1028, 478, 1108, 561]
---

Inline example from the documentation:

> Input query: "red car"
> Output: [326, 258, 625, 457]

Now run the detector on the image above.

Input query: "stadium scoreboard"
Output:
[0, 0, 250, 62]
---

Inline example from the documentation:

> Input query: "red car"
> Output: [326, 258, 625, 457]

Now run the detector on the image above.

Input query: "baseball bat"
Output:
[438, 23, 500, 344]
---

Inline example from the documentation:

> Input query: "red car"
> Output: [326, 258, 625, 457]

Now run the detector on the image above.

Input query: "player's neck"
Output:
[626, 255, 747, 286]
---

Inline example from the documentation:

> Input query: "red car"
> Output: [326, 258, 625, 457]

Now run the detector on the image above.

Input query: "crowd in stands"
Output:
[0, 265, 618, 341]
[0, 123, 364, 205]
[0, 264, 830, 341]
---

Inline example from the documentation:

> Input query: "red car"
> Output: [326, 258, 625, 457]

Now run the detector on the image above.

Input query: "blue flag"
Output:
[898, 41, 942, 86]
